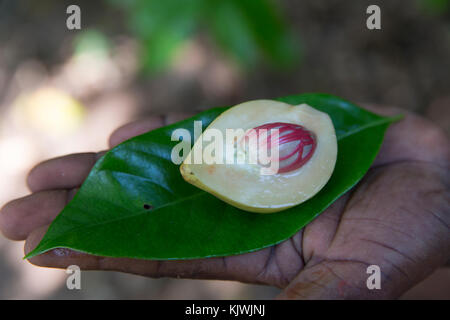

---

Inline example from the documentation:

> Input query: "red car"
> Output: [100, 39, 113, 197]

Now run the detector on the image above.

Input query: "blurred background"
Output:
[0, 0, 449, 299]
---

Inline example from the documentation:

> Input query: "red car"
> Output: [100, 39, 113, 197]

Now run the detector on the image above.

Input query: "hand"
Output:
[1, 107, 449, 299]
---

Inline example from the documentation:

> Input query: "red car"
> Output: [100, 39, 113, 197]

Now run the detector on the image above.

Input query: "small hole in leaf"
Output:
[143, 204, 153, 210]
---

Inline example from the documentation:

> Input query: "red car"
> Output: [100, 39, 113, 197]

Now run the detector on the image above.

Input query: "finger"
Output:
[377, 113, 449, 167]
[24, 226, 282, 286]
[164, 112, 195, 125]
[361, 104, 404, 117]
[277, 259, 382, 299]
[108, 113, 195, 148]
[362, 104, 450, 167]
[278, 250, 416, 299]
[25, 228, 229, 280]
[0, 189, 75, 241]
[108, 117, 165, 148]
[27, 153, 104, 193]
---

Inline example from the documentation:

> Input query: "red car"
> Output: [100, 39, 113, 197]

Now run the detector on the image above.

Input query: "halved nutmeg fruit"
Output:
[180, 100, 337, 213]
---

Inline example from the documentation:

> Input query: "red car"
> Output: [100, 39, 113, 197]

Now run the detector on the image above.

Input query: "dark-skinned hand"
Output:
[0, 105, 449, 299]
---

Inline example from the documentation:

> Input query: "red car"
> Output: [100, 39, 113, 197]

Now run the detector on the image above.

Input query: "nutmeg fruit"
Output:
[180, 100, 337, 213]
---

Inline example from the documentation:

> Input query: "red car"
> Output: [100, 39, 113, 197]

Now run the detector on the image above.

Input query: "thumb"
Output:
[24, 225, 281, 286]
[277, 259, 402, 299]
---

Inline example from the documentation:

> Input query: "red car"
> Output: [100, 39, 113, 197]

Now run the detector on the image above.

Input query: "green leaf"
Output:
[25, 93, 401, 260]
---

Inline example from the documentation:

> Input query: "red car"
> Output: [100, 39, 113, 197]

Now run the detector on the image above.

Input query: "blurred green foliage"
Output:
[106, 0, 301, 73]
[419, 0, 450, 14]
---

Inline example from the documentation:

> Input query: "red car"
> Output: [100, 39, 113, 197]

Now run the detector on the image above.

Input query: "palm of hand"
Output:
[1, 106, 449, 299]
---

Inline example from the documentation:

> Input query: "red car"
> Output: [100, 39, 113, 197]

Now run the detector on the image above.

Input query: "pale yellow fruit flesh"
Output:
[180, 100, 337, 213]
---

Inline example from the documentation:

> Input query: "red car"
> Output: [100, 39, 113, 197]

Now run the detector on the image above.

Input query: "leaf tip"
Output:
[23, 250, 38, 260]
[23, 245, 47, 260]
